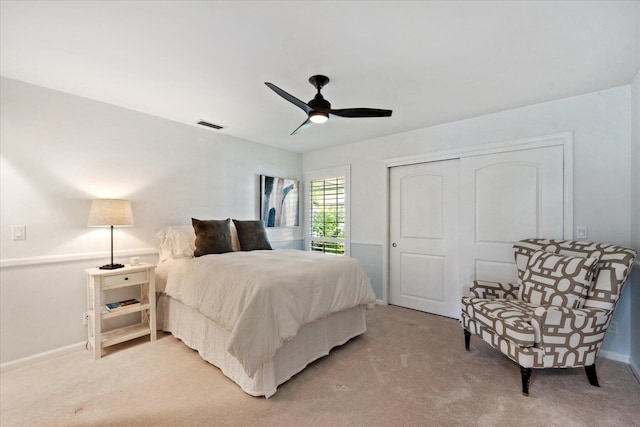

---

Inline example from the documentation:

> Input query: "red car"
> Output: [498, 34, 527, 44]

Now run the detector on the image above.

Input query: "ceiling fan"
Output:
[265, 75, 393, 135]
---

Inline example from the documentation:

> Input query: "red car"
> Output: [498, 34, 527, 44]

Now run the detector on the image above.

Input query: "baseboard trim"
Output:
[1, 342, 86, 373]
[599, 349, 630, 364]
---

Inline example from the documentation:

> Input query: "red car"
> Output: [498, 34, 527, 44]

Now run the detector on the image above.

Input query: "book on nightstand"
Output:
[105, 299, 141, 312]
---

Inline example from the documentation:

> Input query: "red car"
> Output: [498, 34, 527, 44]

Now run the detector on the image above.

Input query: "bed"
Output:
[155, 221, 377, 398]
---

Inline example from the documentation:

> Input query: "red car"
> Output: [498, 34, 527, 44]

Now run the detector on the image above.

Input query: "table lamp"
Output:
[88, 199, 134, 269]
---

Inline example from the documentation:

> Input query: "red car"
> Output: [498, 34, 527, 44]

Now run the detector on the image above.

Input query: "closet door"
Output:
[458, 145, 565, 287]
[388, 144, 565, 319]
[389, 160, 460, 317]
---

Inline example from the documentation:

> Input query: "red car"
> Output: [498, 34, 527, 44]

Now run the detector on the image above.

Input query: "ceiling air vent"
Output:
[197, 120, 224, 130]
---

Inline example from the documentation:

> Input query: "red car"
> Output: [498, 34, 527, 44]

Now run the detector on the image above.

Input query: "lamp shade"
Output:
[88, 199, 134, 227]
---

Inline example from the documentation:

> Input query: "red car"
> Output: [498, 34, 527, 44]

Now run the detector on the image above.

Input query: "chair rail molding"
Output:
[351, 240, 383, 246]
[0, 247, 159, 269]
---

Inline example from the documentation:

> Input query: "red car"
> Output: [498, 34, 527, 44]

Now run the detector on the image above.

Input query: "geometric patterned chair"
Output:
[461, 239, 637, 396]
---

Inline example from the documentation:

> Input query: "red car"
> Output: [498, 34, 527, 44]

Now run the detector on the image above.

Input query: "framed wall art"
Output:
[260, 175, 300, 228]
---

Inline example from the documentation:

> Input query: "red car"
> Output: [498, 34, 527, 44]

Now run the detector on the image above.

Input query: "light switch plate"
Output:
[12, 225, 26, 240]
[576, 226, 587, 239]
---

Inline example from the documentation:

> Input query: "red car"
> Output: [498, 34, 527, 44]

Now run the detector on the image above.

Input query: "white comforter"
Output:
[156, 250, 376, 376]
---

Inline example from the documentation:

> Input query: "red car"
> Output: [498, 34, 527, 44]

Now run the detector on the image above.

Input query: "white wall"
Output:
[632, 70, 640, 253]
[0, 77, 302, 365]
[630, 69, 640, 374]
[303, 85, 633, 359]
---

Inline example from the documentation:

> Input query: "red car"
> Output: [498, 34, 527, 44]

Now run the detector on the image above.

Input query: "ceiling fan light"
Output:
[309, 111, 328, 124]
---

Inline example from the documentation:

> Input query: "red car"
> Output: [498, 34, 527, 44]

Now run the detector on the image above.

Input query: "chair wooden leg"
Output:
[464, 329, 471, 351]
[585, 364, 600, 387]
[520, 366, 531, 396]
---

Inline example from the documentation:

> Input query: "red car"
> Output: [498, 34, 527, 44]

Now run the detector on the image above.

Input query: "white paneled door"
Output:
[389, 145, 565, 318]
[458, 146, 565, 289]
[389, 159, 460, 316]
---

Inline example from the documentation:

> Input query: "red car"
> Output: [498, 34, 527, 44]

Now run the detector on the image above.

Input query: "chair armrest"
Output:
[469, 280, 520, 299]
[530, 306, 610, 346]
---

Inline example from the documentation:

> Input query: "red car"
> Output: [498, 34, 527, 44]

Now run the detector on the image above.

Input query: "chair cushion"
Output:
[519, 250, 598, 309]
[461, 298, 538, 347]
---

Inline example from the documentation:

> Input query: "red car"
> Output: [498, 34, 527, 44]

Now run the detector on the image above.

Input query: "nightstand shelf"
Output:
[100, 322, 153, 347]
[86, 263, 156, 359]
[100, 298, 151, 319]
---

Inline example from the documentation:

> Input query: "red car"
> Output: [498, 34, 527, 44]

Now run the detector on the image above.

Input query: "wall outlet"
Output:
[83, 312, 89, 326]
[609, 321, 618, 334]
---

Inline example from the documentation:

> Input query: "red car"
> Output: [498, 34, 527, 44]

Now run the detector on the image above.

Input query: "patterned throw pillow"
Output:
[519, 250, 599, 309]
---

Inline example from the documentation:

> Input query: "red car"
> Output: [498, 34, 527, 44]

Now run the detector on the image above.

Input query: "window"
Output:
[305, 166, 350, 256]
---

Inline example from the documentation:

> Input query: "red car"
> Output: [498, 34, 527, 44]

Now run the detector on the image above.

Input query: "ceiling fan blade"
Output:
[291, 118, 312, 135]
[330, 108, 393, 118]
[265, 82, 312, 114]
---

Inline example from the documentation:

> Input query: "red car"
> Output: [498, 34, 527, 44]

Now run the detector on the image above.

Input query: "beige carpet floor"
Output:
[2, 305, 639, 427]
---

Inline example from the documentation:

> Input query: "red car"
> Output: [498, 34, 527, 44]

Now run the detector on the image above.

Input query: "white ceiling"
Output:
[1, 1, 639, 153]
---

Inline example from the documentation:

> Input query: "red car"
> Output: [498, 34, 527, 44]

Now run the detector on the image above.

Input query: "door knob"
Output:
[392, 243, 397, 247]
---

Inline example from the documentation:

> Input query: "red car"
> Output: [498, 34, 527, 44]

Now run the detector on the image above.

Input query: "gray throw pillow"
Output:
[192, 218, 233, 256]
[232, 220, 272, 251]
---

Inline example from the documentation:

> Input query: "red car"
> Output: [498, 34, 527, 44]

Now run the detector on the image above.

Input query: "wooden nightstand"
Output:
[85, 263, 156, 359]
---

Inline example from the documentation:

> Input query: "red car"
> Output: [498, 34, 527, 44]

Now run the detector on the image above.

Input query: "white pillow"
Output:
[157, 223, 241, 261]
[229, 220, 241, 252]
[157, 226, 196, 261]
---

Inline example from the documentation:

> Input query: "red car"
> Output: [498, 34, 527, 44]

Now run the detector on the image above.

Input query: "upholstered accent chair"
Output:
[461, 239, 636, 396]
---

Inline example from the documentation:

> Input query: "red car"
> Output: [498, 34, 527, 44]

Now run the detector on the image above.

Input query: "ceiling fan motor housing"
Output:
[308, 93, 331, 112]
[308, 75, 331, 116]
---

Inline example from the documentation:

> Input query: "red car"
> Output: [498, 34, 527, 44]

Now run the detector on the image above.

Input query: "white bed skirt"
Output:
[157, 295, 368, 398]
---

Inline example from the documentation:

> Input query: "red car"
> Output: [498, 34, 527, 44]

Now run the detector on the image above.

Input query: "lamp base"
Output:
[99, 263, 125, 270]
